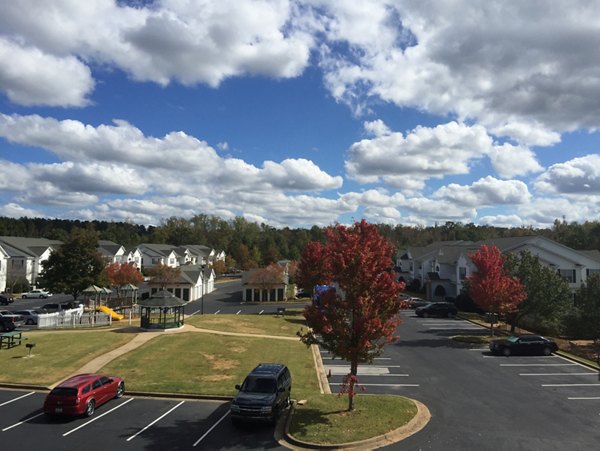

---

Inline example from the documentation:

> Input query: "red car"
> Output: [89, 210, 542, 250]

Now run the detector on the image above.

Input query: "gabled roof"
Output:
[137, 243, 182, 258]
[0, 236, 61, 258]
[97, 240, 124, 257]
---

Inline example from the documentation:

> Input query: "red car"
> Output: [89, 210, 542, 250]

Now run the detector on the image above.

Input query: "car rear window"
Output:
[50, 387, 78, 397]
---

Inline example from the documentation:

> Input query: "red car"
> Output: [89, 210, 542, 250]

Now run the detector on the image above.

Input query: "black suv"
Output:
[415, 302, 458, 318]
[230, 363, 292, 424]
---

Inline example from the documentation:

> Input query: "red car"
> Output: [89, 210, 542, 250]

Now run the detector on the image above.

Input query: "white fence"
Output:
[37, 307, 112, 329]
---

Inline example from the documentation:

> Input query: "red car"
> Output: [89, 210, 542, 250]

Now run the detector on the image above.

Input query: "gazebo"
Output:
[139, 290, 186, 330]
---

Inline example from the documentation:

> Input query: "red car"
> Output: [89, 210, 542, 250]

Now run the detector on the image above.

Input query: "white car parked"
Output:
[21, 289, 52, 299]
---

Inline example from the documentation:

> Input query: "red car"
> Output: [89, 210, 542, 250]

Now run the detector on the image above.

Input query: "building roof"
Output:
[139, 290, 186, 307]
[0, 236, 61, 258]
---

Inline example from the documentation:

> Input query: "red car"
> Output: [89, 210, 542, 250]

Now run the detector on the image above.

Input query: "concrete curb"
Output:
[280, 397, 431, 450]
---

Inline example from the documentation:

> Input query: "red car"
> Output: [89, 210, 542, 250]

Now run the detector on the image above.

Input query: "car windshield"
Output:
[242, 376, 276, 394]
[507, 336, 520, 343]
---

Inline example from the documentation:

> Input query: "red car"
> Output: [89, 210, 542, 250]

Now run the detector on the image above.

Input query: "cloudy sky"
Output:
[1, 0, 599, 229]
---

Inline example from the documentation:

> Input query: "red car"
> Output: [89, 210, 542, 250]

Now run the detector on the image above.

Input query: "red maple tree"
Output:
[467, 245, 526, 335]
[298, 220, 404, 410]
[105, 262, 144, 296]
[296, 241, 329, 294]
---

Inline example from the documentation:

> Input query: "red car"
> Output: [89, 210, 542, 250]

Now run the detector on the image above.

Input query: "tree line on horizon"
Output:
[0, 215, 599, 270]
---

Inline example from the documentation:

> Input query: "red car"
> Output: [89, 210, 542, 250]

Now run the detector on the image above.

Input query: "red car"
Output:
[44, 373, 125, 417]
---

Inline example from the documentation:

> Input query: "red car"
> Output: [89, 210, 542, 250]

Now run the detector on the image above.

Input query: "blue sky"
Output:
[0, 1, 599, 229]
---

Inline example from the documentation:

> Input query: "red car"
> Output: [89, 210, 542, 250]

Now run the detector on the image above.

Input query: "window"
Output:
[81, 385, 91, 394]
[558, 269, 576, 283]
[459, 267, 467, 280]
[100, 377, 111, 385]
[587, 269, 600, 277]
[92, 379, 102, 390]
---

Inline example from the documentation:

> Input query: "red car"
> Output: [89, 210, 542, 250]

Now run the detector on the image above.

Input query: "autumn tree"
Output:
[146, 263, 182, 289]
[298, 220, 404, 411]
[38, 228, 106, 300]
[296, 241, 328, 295]
[467, 245, 526, 335]
[104, 262, 144, 297]
[248, 263, 285, 294]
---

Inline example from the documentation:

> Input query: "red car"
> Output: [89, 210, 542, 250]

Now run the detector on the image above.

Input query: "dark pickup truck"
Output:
[0, 312, 25, 330]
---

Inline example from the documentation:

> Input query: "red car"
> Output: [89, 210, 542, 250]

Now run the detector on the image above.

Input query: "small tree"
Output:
[104, 262, 144, 297]
[298, 220, 404, 411]
[38, 228, 106, 300]
[467, 245, 526, 335]
[146, 263, 182, 290]
[573, 274, 600, 368]
[248, 264, 285, 295]
[505, 251, 571, 334]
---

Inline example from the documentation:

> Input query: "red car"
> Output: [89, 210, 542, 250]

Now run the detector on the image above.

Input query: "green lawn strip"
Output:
[0, 330, 134, 385]
[185, 311, 307, 338]
[289, 394, 417, 445]
[101, 332, 319, 398]
[556, 350, 600, 370]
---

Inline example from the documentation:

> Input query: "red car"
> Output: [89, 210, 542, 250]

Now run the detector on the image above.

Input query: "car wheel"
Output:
[502, 347, 511, 357]
[85, 400, 95, 417]
[542, 347, 552, 356]
[26, 319, 34, 325]
[115, 381, 125, 398]
[22, 295, 27, 299]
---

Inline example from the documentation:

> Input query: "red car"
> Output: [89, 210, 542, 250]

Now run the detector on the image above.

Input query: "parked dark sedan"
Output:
[0, 294, 14, 305]
[415, 302, 458, 318]
[489, 335, 559, 356]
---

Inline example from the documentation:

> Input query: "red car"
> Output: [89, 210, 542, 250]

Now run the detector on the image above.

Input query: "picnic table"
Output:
[0, 331, 26, 349]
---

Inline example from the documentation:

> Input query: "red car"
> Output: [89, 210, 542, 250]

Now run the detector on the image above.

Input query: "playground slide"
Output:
[96, 306, 124, 321]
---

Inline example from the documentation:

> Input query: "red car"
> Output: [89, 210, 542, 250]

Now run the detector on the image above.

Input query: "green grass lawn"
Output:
[289, 394, 417, 444]
[101, 332, 319, 398]
[185, 311, 308, 337]
[0, 330, 134, 385]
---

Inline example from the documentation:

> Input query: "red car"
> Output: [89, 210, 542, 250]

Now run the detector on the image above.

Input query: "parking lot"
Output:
[0, 391, 286, 450]
[323, 310, 600, 450]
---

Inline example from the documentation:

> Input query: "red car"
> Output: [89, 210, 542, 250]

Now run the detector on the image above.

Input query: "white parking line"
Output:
[568, 397, 600, 400]
[213, 310, 220, 315]
[63, 398, 133, 436]
[258, 310, 264, 315]
[542, 384, 600, 387]
[469, 348, 489, 351]
[127, 400, 184, 441]
[0, 391, 35, 407]
[500, 363, 577, 367]
[189, 310, 201, 316]
[520, 372, 598, 376]
[193, 410, 229, 447]
[329, 383, 419, 387]
[2, 412, 45, 431]
[235, 310, 241, 315]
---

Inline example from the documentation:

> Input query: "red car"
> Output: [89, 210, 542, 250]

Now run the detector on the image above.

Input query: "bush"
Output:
[562, 308, 595, 339]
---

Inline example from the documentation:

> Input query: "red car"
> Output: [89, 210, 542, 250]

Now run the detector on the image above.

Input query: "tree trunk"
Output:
[348, 360, 358, 411]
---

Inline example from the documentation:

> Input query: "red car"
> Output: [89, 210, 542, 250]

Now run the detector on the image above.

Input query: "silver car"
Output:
[14, 310, 40, 325]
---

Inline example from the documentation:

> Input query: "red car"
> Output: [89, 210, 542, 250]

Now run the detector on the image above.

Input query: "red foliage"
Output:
[296, 241, 330, 291]
[105, 262, 144, 289]
[298, 220, 404, 410]
[468, 245, 527, 316]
